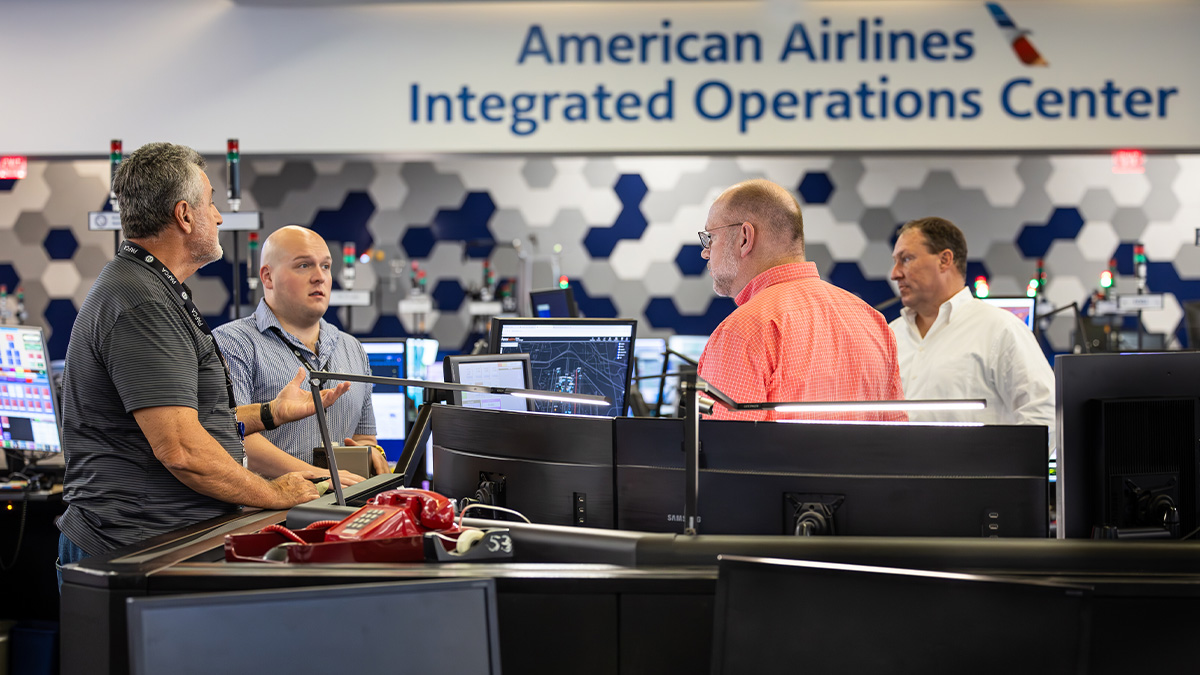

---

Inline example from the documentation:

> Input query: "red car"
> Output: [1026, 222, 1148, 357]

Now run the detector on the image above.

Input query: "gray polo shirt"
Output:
[58, 254, 243, 556]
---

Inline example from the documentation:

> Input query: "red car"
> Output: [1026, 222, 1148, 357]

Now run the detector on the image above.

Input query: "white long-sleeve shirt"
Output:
[889, 286, 1056, 457]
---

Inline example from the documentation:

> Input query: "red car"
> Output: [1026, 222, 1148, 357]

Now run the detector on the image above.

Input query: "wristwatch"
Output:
[260, 401, 278, 431]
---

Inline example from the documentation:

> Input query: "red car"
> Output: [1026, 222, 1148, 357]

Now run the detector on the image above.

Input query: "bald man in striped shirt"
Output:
[215, 226, 387, 478]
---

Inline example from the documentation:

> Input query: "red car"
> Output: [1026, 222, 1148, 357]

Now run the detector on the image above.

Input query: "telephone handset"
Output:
[324, 488, 459, 542]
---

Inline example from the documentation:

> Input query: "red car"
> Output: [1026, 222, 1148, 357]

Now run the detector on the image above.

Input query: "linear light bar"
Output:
[766, 399, 986, 414]
[509, 390, 609, 406]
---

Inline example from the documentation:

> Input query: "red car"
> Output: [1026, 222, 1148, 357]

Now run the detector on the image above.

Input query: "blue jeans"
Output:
[57, 532, 91, 593]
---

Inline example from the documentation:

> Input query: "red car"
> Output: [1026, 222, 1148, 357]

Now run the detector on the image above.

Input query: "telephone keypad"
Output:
[341, 508, 387, 535]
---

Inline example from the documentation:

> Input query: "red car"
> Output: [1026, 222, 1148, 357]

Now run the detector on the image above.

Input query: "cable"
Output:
[260, 524, 309, 545]
[457, 503, 531, 528]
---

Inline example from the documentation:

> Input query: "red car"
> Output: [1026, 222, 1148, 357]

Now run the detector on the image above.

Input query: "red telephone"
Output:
[324, 488, 459, 542]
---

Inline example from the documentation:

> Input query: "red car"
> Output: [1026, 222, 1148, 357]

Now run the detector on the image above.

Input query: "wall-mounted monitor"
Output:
[443, 353, 533, 412]
[488, 318, 636, 417]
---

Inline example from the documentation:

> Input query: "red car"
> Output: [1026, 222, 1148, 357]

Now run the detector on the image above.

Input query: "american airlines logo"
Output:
[986, 3, 1047, 66]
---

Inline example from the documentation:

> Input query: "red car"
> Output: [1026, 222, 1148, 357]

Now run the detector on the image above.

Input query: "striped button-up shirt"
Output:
[214, 300, 375, 464]
[698, 262, 906, 422]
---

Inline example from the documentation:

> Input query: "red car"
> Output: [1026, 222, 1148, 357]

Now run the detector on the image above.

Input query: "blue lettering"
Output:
[1001, 77, 1033, 118]
[779, 23, 815, 62]
[517, 25, 552, 64]
[695, 80, 733, 120]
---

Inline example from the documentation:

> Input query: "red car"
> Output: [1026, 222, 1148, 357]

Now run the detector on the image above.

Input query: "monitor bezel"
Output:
[488, 317, 638, 415]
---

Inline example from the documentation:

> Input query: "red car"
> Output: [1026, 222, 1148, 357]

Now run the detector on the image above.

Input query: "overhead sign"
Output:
[1, 1, 1196, 154]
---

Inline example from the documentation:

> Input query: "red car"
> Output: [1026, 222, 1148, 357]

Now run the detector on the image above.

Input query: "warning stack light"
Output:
[1133, 244, 1147, 291]
[558, 275, 570, 290]
[973, 275, 989, 299]
[226, 139, 241, 212]
[246, 232, 260, 291]
[1100, 258, 1116, 294]
[342, 243, 356, 267]
[109, 139, 123, 211]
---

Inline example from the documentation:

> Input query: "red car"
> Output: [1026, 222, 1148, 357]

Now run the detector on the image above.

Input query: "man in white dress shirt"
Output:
[888, 217, 1056, 456]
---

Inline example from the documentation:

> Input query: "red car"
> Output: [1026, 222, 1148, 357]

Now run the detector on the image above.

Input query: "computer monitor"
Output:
[529, 287, 579, 318]
[659, 334, 709, 415]
[443, 353, 533, 412]
[632, 337, 667, 407]
[360, 338, 407, 459]
[404, 337, 440, 407]
[488, 318, 637, 417]
[981, 296, 1036, 331]
[0, 326, 63, 460]
[615, 417, 1048, 536]
[1056, 351, 1200, 539]
[431, 404, 615, 528]
[126, 580, 502, 675]
[711, 556, 1090, 674]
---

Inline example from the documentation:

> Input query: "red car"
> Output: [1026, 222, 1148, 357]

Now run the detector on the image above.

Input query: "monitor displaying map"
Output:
[489, 318, 637, 417]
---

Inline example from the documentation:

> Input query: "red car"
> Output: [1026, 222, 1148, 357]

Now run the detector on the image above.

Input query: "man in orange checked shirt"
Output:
[695, 179, 905, 421]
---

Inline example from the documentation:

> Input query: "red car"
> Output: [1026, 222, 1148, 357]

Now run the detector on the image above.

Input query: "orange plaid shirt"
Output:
[697, 262, 906, 422]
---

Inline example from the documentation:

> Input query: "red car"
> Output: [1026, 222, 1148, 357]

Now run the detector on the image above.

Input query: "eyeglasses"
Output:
[698, 222, 744, 249]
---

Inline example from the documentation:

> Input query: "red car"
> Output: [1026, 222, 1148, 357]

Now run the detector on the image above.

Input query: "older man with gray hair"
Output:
[57, 142, 345, 581]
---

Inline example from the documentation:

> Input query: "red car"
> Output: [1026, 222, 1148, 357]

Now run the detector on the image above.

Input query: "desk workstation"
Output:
[60, 350, 1200, 674]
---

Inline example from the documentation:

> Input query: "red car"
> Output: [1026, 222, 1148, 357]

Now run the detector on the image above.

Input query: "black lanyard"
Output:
[268, 326, 318, 372]
[117, 241, 237, 408]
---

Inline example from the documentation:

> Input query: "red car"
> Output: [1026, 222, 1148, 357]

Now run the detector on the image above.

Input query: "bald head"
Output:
[711, 179, 805, 257]
[701, 179, 807, 298]
[260, 226, 333, 329]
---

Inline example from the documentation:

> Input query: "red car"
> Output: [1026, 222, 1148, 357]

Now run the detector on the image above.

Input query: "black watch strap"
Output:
[260, 401, 278, 431]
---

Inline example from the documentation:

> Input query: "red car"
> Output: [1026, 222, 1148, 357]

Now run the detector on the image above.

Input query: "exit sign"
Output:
[0, 156, 27, 179]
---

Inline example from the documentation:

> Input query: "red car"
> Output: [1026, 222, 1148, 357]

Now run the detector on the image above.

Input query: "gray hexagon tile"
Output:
[858, 158, 930, 206]
[936, 157, 1024, 207]
[1110, 207, 1149, 241]
[520, 159, 556, 189]
[1047, 156, 1151, 206]
[40, 261, 80, 297]
[1078, 188, 1118, 223]
[1074, 222, 1120, 262]
[0, 161, 51, 229]
[582, 158, 620, 189]
[398, 162, 468, 225]
[982, 241, 1033, 281]
[804, 242, 835, 278]
[367, 162, 408, 213]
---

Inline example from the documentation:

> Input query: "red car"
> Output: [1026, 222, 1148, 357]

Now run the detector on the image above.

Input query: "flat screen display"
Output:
[981, 296, 1036, 331]
[490, 318, 636, 417]
[529, 287, 578, 318]
[443, 353, 533, 412]
[0, 326, 61, 454]
[126, 580, 502, 675]
[360, 339, 407, 456]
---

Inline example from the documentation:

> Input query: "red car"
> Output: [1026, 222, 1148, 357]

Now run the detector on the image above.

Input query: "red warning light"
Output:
[1112, 149, 1145, 174]
[0, 156, 27, 180]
